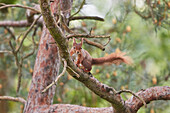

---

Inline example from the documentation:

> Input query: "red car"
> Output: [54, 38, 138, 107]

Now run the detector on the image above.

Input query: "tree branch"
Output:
[0, 3, 40, 13]
[67, 34, 110, 39]
[126, 86, 170, 112]
[0, 19, 43, 27]
[15, 14, 42, 53]
[69, 0, 85, 18]
[117, 89, 147, 108]
[69, 16, 104, 21]
[84, 38, 105, 51]
[0, 96, 26, 104]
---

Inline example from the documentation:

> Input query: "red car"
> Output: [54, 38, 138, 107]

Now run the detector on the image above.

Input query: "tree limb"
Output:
[0, 96, 26, 104]
[126, 86, 170, 112]
[0, 3, 40, 13]
[84, 38, 105, 51]
[67, 34, 110, 39]
[70, 16, 104, 21]
[117, 89, 147, 108]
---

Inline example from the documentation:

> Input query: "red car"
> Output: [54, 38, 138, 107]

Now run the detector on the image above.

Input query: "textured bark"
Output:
[0, 20, 42, 27]
[126, 86, 170, 113]
[23, 26, 60, 112]
[34, 104, 113, 113]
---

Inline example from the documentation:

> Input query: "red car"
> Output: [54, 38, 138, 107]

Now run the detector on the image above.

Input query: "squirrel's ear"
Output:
[81, 38, 84, 46]
[73, 38, 76, 44]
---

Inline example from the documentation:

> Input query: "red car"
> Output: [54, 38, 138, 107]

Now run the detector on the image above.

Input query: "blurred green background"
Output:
[0, 0, 169, 113]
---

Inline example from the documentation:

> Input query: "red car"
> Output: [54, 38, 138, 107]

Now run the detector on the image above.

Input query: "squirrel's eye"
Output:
[80, 47, 82, 49]
[73, 47, 76, 49]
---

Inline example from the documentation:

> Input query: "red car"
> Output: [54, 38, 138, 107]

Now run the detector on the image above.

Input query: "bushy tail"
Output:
[92, 52, 133, 66]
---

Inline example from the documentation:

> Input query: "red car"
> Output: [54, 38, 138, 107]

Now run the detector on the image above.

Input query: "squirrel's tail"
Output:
[92, 52, 133, 66]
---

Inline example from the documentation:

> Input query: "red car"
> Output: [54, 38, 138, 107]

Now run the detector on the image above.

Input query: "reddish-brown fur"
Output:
[70, 38, 133, 72]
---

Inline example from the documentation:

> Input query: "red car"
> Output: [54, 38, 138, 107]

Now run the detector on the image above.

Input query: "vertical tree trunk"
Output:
[24, 0, 72, 112]
[23, 26, 60, 112]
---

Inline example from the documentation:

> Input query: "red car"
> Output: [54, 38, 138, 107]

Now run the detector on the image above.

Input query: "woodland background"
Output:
[0, 0, 169, 113]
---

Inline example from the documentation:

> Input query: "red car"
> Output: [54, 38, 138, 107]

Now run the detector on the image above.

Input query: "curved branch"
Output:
[0, 4, 40, 13]
[69, 0, 85, 18]
[0, 96, 26, 104]
[126, 86, 170, 112]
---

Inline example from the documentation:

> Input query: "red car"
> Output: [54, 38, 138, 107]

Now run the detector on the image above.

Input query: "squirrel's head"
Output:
[73, 38, 83, 55]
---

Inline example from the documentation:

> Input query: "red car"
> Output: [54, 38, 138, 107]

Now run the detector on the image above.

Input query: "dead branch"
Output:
[0, 20, 31, 27]
[0, 3, 40, 13]
[0, 19, 43, 27]
[69, 16, 104, 21]
[67, 34, 110, 39]
[42, 59, 67, 93]
[117, 89, 147, 108]
[84, 38, 105, 51]
[0, 96, 26, 104]
[103, 37, 111, 46]
[126, 86, 170, 112]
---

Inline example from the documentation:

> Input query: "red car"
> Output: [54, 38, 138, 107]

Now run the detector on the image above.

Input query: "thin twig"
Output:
[42, 59, 67, 93]
[0, 96, 26, 104]
[15, 14, 42, 53]
[84, 38, 105, 51]
[22, 26, 38, 59]
[67, 66, 80, 78]
[67, 34, 110, 39]
[116, 89, 147, 108]
[103, 37, 111, 46]
[4, 27, 16, 40]
[69, 0, 85, 18]
[69, 16, 104, 21]
[0, 3, 41, 13]
[16, 26, 39, 93]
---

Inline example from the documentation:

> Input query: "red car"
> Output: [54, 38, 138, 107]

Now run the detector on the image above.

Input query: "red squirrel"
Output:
[70, 38, 133, 72]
